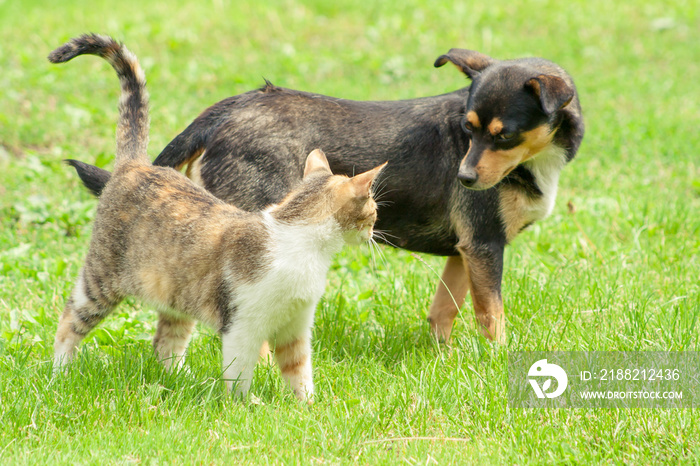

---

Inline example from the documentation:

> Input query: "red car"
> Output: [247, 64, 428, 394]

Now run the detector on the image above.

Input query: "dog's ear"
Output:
[525, 75, 574, 115]
[434, 49, 495, 79]
[303, 148, 333, 178]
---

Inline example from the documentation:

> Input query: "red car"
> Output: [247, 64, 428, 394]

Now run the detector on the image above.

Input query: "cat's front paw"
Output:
[294, 386, 315, 405]
[52, 353, 73, 375]
[225, 375, 253, 401]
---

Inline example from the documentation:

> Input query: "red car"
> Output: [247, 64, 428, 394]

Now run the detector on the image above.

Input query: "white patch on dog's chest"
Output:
[499, 145, 567, 242]
[525, 145, 567, 220]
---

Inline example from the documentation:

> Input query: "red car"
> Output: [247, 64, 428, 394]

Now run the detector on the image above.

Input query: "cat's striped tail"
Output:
[48, 34, 149, 168]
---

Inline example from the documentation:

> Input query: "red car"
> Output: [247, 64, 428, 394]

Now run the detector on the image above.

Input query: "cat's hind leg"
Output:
[54, 268, 119, 370]
[153, 313, 196, 372]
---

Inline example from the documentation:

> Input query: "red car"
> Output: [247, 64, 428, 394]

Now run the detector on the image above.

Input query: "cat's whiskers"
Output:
[372, 229, 400, 249]
[370, 173, 394, 204]
[367, 236, 388, 272]
[371, 187, 395, 205]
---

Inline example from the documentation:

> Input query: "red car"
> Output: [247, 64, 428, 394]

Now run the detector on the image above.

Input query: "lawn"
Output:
[1, 0, 698, 464]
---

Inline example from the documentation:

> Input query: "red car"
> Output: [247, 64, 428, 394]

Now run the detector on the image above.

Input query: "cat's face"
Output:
[331, 178, 380, 245]
[307, 149, 385, 245]
[271, 150, 385, 244]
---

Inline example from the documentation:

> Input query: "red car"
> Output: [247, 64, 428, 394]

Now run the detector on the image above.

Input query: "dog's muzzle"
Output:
[457, 168, 479, 188]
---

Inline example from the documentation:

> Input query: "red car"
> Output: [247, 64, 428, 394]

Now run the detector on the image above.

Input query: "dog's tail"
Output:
[65, 160, 111, 197]
[48, 34, 149, 169]
[153, 106, 225, 170]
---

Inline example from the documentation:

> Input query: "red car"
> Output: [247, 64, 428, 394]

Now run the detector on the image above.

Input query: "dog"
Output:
[86, 48, 584, 343]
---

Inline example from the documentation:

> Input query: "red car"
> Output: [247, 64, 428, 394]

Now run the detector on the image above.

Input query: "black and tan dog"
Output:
[84, 48, 584, 343]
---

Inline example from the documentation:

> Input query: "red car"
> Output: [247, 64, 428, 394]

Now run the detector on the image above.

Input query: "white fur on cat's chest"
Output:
[230, 213, 344, 337]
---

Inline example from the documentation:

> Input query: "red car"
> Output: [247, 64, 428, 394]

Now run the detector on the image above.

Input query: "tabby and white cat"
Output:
[49, 34, 385, 401]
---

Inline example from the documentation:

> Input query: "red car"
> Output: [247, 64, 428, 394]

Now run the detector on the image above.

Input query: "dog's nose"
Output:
[458, 171, 479, 188]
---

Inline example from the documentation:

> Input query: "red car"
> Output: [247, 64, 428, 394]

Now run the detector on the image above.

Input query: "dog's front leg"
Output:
[427, 255, 470, 342]
[459, 241, 506, 343]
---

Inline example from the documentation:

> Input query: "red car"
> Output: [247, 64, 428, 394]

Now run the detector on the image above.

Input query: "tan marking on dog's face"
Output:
[488, 118, 504, 136]
[466, 111, 481, 129]
[472, 125, 555, 189]
[473, 148, 526, 188]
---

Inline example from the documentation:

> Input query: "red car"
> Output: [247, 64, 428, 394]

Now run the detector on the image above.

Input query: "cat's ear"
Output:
[348, 162, 388, 198]
[303, 149, 333, 178]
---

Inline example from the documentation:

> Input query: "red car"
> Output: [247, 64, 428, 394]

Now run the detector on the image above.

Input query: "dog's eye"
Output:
[496, 132, 516, 141]
[460, 119, 473, 135]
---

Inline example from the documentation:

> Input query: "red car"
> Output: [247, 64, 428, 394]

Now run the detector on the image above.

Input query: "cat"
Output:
[49, 34, 385, 402]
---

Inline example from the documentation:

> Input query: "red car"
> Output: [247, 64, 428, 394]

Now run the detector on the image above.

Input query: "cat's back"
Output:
[105, 162, 227, 209]
[88, 162, 273, 322]
[90, 162, 264, 263]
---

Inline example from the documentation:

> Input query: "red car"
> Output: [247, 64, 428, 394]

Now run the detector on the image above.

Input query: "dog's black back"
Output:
[156, 84, 473, 255]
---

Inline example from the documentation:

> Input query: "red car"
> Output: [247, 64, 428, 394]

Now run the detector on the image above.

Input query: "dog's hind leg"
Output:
[427, 255, 470, 342]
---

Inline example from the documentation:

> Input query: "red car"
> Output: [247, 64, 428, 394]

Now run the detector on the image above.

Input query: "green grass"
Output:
[1, 0, 699, 463]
